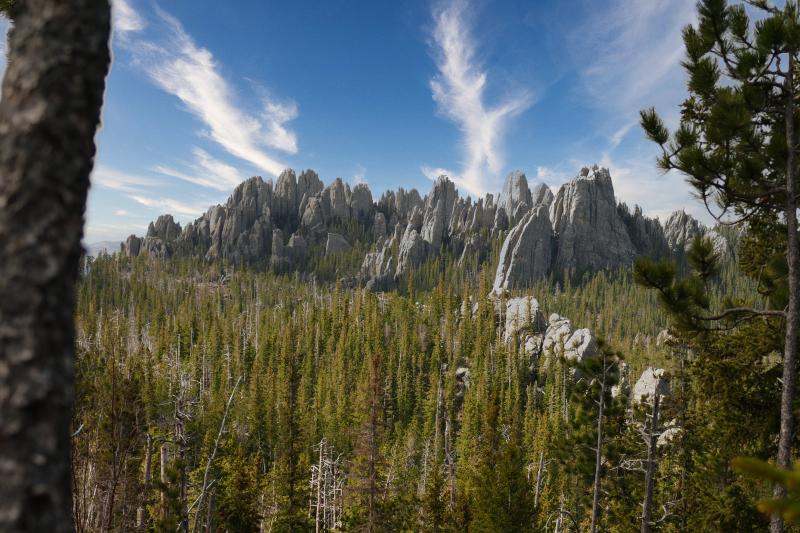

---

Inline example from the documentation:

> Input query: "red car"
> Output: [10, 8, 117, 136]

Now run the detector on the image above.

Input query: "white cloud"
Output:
[569, 0, 695, 125]
[113, 0, 145, 34]
[118, 5, 297, 177]
[115, 209, 133, 216]
[535, 165, 572, 189]
[427, 0, 533, 197]
[127, 195, 207, 218]
[153, 147, 248, 190]
[91, 164, 164, 193]
[353, 165, 367, 185]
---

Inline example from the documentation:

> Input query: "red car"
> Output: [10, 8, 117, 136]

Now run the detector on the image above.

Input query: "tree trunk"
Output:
[590, 367, 606, 533]
[137, 434, 153, 533]
[0, 0, 111, 531]
[642, 393, 660, 533]
[160, 443, 169, 524]
[773, 52, 799, 533]
[534, 452, 545, 508]
[205, 488, 215, 533]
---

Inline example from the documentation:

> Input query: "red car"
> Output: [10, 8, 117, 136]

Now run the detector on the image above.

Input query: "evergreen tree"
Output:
[469, 391, 534, 533]
[639, 3, 800, 530]
[555, 338, 626, 533]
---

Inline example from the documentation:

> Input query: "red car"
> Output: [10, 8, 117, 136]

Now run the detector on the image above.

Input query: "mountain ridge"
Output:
[119, 164, 732, 291]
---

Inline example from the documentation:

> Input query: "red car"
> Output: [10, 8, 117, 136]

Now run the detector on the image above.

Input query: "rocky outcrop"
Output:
[504, 297, 547, 341]
[204, 176, 274, 265]
[532, 183, 554, 208]
[323, 177, 349, 220]
[274, 169, 298, 217]
[540, 313, 600, 376]
[493, 206, 553, 292]
[458, 233, 487, 267]
[496, 170, 532, 217]
[396, 230, 428, 276]
[373, 212, 387, 240]
[631, 368, 670, 404]
[617, 202, 668, 256]
[663, 209, 730, 255]
[127, 163, 737, 291]
[326, 233, 351, 256]
[549, 165, 637, 273]
[147, 215, 181, 241]
[349, 183, 373, 219]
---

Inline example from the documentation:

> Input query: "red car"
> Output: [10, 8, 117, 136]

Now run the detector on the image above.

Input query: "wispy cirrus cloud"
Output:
[570, 0, 695, 126]
[426, 0, 533, 197]
[92, 164, 164, 193]
[112, 0, 146, 34]
[116, 3, 297, 177]
[127, 195, 208, 218]
[153, 147, 248, 191]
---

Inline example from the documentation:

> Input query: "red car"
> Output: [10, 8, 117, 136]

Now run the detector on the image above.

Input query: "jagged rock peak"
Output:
[493, 206, 553, 292]
[532, 183, 554, 208]
[549, 165, 636, 273]
[496, 170, 532, 216]
[147, 214, 182, 241]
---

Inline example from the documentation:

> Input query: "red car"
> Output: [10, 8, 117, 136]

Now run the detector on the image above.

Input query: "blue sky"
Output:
[76, 0, 703, 243]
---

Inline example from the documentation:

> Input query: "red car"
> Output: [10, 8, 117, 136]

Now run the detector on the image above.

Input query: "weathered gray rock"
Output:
[297, 169, 323, 201]
[121, 234, 141, 258]
[549, 165, 636, 273]
[632, 368, 670, 404]
[301, 195, 325, 229]
[663, 210, 730, 255]
[617, 202, 667, 255]
[541, 314, 576, 371]
[663, 210, 702, 252]
[394, 187, 424, 221]
[421, 199, 446, 250]
[493, 206, 553, 292]
[326, 233, 351, 256]
[274, 169, 298, 217]
[493, 206, 509, 232]
[459, 232, 487, 267]
[147, 214, 181, 241]
[496, 170, 532, 216]
[349, 183, 373, 219]
[323, 177, 349, 219]
[373, 212, 388, 239]
[504, 297, 547, 343]
[395, 230, 428, 276]
[270, 229, 286, 267]
[285, 233, 307, 262]
[424, 175, 458, 229]
[532, 183, 554, 208]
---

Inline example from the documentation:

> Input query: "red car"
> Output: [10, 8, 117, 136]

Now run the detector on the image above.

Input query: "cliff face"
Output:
[120, 164, 731, 291]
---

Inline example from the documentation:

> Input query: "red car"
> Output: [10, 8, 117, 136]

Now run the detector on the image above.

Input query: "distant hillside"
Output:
[83, 240, 122, 258]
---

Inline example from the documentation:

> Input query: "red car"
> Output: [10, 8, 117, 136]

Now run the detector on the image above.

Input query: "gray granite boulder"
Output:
[326, 233, 351, 256]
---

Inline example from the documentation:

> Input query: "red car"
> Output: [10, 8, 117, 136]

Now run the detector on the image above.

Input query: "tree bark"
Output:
[641, 393, 660, 533]
[773, 52, 799, 533]
[0, 0, 111, 531]
[137, 434, 153, 533]
[590, 363, 606, 533]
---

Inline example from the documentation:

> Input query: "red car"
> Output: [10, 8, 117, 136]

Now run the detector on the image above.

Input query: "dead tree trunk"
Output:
[641, 393, 661, 533]
[0, 0, 111, 531]
[137, 434, 153, 533]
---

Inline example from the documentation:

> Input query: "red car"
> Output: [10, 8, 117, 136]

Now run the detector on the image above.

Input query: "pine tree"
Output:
[555, 338, 627, 533]
[469, 391, 534, 533]
[639, 3, 800, 530]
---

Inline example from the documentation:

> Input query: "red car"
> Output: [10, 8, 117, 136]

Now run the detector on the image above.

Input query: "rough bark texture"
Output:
[0, 0, 111, 531]
[773, 54, 799, 533]
[641, 393, 660, 533]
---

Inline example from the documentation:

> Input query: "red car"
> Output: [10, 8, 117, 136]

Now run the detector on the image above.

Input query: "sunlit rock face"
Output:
[549, 165, 637, 273]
